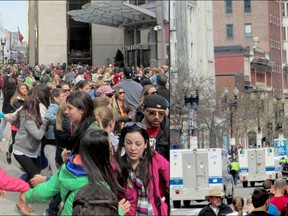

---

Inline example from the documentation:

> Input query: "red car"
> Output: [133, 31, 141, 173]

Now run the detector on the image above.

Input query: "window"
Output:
[226, 0, 232, 14]
[284, 26, 288, 41]
[244, 23, 252, 38]
[226, 24, 233, 39]
[244, 0, 251, 13]
[283, 2, 288, 17]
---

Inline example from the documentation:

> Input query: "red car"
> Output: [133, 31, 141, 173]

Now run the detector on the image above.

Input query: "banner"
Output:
[274, 139, 287, 156]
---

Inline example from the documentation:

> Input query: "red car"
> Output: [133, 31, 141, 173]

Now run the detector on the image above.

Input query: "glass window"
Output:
[244, 23, 252, 38]
[226, 24, 233, 39]
[226, 0, 232, 14]
[244, 0, 251, 13]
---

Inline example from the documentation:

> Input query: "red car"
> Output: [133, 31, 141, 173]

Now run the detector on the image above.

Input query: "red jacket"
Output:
[124, 151, 169, 216]
[0, 167, 30, 192]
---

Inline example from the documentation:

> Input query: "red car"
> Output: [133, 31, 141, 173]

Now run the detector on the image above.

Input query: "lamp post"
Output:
[0, 37, 6, 64]
[251, 92, 266, 148]
[273, 97, 285, 137]
[223, 86, 239, 155]
[185, 90, 199, 149]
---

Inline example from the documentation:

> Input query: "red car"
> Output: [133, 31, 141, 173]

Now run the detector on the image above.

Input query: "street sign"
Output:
[230, 138, 236, 146]
[274, 139, 287, 156]
[190, 136, 197, 149]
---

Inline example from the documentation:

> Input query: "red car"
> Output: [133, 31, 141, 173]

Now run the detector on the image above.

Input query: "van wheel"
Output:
[250, 181, 255, 187]
[242, 181, 248, 188]
[173, 201, 181, 208]
[183, 200, 190, 208]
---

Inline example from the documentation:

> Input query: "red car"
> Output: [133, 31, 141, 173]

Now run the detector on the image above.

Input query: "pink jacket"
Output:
[124, 151, 169, 216]
[0, 167, 30, 192]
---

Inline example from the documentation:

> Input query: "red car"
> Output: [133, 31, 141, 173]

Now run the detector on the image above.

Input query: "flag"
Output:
[18, 26, 24, 43]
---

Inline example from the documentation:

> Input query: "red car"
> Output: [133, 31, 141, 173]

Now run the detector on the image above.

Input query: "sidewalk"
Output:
[0, 123, 48, 215]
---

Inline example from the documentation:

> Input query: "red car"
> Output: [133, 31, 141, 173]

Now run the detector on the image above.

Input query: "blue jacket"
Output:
[45, 103, 59, 141]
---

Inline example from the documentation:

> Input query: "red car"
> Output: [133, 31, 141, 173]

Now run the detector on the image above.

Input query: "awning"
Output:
[67, 1, 157, 28]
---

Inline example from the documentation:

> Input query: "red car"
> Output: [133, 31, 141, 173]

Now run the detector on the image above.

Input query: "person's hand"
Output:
[30, 174, 46, 187]
[118, 198, 130, 214]
[4, 114, 13, 124]
[0, 190, 6, 198]
[61, 148, 72, 163]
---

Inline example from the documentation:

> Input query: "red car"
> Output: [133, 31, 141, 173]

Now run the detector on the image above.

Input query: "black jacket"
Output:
[157, 86, 169, 102]
[2, 87, 15, 113]
[55, 114, 71, 166]
[135, 111, 169, 160]
[198, 203, 233, 216]
[248, 211, 273, 216]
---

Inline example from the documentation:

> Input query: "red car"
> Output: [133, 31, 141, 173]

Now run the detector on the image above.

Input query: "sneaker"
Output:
[0, 138, 5, 142]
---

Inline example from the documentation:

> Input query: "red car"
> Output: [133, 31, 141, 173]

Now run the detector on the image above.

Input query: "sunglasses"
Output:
[145, 109, 166, 117]
[63, 89, 71, 92]
[106, 93, 114, 98]
[119, 91, 125, 95]
[150, 91, 158, 95]
[124, 122, 146, 130]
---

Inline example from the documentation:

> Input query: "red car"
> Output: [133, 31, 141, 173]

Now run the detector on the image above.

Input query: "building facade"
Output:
[27, 0, 169, 67]
[213, 0, 284, 96]
[170, 0, 216, 148]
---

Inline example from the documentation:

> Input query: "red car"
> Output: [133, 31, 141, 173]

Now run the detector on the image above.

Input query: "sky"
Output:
[0, 1, 26, 40]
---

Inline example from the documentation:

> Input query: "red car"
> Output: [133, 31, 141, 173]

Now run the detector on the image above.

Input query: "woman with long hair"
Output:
[112, 87, 132, 135]
[18, 129, 128, 216]
[6, 83, 29, 164]
[94, 106, 119, 151]
[55, 100, 71, 167]
[227, 196, 247, 216]
[65, 91, 99, 155]
[116, 122, 169, 215]
[12, 95, 48, 186]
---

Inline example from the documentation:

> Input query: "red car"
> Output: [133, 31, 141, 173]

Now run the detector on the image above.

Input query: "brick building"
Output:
[213, 0, 284, 96]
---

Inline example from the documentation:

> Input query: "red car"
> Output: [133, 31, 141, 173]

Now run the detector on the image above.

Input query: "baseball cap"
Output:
[95, 85, 116, 96]
[143, 94, 167, 110]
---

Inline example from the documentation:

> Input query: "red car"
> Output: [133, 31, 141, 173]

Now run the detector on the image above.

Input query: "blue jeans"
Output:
[0, 118, 7, 139]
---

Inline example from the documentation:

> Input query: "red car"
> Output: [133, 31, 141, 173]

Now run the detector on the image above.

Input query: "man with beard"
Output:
[135, 94, 169, 160]
[198, 188, 233, 216]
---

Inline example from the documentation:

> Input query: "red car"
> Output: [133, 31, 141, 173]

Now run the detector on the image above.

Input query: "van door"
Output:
[182, 151, 208, 189]
[256, 149, 265, 174]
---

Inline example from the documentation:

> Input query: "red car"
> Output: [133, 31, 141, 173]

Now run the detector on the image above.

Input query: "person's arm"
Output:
[45, 106, 57, 124]
[25, 168, 61, 203]
[0, 167, 30, 192]
[24, 119, 48, 141]
[155, 151, 169, 189]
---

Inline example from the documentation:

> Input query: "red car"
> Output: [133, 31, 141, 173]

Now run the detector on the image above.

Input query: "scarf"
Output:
[129, 171, 154, 215]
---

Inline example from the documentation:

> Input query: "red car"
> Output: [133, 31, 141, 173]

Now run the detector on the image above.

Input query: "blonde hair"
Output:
[56, 100, 67, 131]
[137, 84, 156, 108]
[232, 196, 244, 216]
[47, 82, 56, 90]
[94, 106, 114, 130]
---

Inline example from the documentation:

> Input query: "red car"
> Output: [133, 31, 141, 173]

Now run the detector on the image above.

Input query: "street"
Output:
[171, 181, 257, 215]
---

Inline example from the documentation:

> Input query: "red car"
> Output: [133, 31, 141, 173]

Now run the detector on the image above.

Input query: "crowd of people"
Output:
[0, 62, 170, 215]
[199, 178, 288, 216]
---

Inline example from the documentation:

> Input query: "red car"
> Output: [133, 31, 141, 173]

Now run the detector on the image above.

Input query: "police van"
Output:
[238, 147, 280, 187]
[170, 148, 234, 208]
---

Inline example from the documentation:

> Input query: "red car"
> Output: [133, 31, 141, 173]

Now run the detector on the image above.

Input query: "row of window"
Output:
[226, 0, 251, 14]
[226, 23, 252, 39]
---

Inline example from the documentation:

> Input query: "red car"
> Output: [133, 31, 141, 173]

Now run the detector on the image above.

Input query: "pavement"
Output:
[0, 117, 49, 215]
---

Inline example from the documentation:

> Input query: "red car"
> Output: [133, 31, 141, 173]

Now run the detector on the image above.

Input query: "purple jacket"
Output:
[124, 151, 169, 216]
